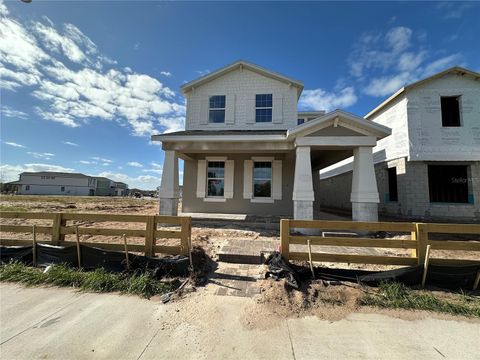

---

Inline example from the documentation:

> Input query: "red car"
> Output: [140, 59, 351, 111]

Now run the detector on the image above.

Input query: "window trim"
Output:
[206, 158, 226, 198]
[255, 94, 273, 123]
[208, 95, 226, 124]
[252, 158, 273, 200]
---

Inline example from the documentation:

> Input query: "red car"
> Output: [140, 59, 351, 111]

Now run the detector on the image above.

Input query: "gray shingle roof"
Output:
[158, 130, 287, 136]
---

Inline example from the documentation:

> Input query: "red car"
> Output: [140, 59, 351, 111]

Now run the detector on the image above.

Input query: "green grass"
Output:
[0, 205, 28, 212]
[359, 282, 480, 318]
[0, 262, 174, 299]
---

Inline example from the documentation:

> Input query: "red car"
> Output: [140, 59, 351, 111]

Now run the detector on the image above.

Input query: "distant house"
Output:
[15, 172, 97, 196]
[13, 172, 129, 196]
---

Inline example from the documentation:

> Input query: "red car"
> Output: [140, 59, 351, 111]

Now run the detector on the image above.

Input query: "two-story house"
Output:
[318, 67, 480, 222]
[15, 172, 98, 196]
[152, 61, 391, 221]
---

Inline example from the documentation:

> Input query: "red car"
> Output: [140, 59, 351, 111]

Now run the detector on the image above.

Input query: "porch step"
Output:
[217, 239, 279, 265]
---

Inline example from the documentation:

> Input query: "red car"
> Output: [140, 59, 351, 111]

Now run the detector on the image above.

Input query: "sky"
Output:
[1, 1, 479, 189]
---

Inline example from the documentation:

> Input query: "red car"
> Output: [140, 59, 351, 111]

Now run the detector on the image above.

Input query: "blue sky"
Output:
[1, 1, 479, 189]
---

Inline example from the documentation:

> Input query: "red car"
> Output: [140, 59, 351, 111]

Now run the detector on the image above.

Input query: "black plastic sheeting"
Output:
[265, 251, 480, 290]
[0, 244, 189, 277]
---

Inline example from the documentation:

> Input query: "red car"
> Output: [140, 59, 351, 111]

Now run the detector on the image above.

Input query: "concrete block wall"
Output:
[185, 68, 298, 130]
[318, 158, 480, 222]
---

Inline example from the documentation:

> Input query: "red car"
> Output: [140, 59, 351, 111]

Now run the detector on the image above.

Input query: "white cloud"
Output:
[160, 71, 172, 77]
[79, 160, 92, 164]
[0, 2, 185, 136]
[196, 69, 210, 76]
[27, 152, 55, 160]
[4, 141, 26, 148]
[63, 141, 79, 147]
[127, 161, 143, 168]
[436, 2, 475, 19]
[299, 87, 357, 112]
[0, 163, 74, 182]
[349, 26, 463, 97]
[91, 156, 113, 163]
[0, 106, 28, 119]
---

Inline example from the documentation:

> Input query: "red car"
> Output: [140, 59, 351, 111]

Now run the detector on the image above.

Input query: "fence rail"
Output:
[281, 219, 480, 267]
[0, 211, 191, 257]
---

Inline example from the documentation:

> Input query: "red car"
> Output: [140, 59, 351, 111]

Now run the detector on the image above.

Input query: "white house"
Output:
[15, 172, 98, 196]
[318, 67, 480, 222]
[14, 172, 129, 197]
[152, 60, 391, 221]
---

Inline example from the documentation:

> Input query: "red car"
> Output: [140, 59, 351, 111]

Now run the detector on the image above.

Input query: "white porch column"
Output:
[293, 146, 314, 220]
[159, 150, 179, 216]
[350, 146, 379, 222]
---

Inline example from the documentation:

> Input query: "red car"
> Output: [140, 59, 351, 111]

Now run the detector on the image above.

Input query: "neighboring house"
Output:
[13, 172, 129, 197]
[94, 177, 117, 196]
[114, 182, 129, 196]
[318, 67, 480, 222]
[14, 172, 97, 196]
[152, 60, 391, 221]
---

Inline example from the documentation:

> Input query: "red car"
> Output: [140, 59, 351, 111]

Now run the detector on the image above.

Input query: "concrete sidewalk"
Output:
[1, 283, 478, 359]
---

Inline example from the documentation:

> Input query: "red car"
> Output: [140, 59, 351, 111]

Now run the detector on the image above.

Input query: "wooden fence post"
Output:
[280, 219, 290, 261]
[145, 216, 155, 257]
[410, 229, 417, 258]
[180, 217, 191, 256]
[52, 213, 65, 245]
[416, 223, 428, 265]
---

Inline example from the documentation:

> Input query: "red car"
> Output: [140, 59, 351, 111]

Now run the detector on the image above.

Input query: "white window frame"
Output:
[208, 95, 226, 124]
[251, 156, 274, 203]
[255, 94, 273, 123]
[204, 156, 227, 202]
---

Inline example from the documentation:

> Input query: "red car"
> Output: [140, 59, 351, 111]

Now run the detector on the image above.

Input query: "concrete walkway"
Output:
[1, 283, 478, 359]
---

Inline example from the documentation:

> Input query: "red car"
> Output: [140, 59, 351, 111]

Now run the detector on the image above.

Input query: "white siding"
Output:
[17, 175, 95, 195]
[185, 68, 298, 130]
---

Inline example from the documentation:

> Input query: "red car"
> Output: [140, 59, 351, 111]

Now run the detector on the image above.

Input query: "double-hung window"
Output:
[207, 161, 225, 197]
[209, 95, 226, 123]
[255, 94, 272, 122]
[253, 161, 272, 198]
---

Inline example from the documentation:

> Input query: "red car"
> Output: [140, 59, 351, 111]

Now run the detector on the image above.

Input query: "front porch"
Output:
[152, 110, 391, 222]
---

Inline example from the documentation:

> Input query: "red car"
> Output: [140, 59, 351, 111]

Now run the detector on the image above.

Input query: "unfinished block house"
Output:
[318, 67, 480, 222]
[152, 61, 391, 221]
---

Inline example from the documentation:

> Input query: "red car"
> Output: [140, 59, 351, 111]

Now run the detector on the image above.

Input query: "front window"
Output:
[61, 186, 65, 192]
[255, 94, 272, 122]
[253, 161, 272, 198]
[209, 95, 226, 123]
[207, 161, 225, 197]
[297, 118, 305, 125]
[441, 96, 461, 127]
[428, 165, 469, 203]
[25, 185, 30, 191]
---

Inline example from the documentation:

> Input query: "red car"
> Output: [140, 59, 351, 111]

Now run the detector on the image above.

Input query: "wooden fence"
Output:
[0, 212, 192, 257]
[280, 219, 480, 267]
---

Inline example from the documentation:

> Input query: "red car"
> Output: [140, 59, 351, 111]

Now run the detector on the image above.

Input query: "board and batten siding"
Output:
[185, 68, 298, 130]
[183, 153, 295, 216]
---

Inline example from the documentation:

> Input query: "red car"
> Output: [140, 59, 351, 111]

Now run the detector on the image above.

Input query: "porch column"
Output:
[159, 150, 179, 216]
[350, 146, 379, 222]
[293, 146, 314, 220]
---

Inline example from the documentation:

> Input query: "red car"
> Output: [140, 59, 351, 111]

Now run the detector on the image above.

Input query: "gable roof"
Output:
[180, 60, 304, 98]
[366, 66, 480, 119]
[287, 109, 391, 140]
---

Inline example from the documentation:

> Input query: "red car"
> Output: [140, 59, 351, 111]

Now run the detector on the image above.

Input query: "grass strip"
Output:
[359, 282, 480, 318]
[0, 262, 174, 299]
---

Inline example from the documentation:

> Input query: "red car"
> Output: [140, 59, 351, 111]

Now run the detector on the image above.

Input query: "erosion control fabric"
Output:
[265, 251, 480, 290]
[0, 244, 189, 276]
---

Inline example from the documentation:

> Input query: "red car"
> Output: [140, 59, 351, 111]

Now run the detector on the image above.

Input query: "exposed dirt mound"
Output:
[242, 279, 364, 329]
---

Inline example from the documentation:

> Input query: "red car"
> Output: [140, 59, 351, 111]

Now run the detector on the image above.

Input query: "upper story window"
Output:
[255, 94, 272, 122]
[209, 95, 226, 123]
[207, 161, 225, 197]
[441, 96, 461, 127]
[297, 118, 305, 125]
[253, 161, 272, 198]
